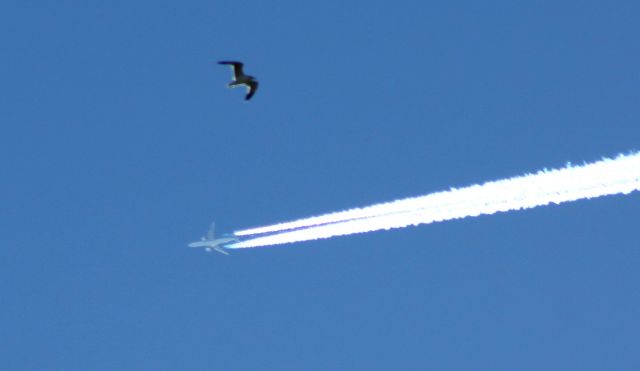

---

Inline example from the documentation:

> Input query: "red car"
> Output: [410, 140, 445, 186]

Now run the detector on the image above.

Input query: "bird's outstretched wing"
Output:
[245, 81, 258, 100]
[218, 61, 244, 79]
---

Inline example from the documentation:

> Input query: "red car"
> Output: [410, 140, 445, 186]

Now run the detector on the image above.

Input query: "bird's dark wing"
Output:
[218, 61, 244, 78]
[245, 81, 258, 100]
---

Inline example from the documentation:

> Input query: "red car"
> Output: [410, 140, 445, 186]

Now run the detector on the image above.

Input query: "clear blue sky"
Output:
[2, 1, 640, 369]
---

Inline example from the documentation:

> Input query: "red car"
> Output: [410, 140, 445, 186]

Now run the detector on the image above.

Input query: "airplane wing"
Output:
[214, 246, 230, 256]
[207, 222, 215, 240]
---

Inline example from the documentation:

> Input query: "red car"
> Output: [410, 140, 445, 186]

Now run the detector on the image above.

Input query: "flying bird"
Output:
[218, 61, 259, 101]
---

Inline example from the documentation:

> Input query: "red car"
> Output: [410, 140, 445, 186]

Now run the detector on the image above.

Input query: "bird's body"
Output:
[218, 61, 259, 100]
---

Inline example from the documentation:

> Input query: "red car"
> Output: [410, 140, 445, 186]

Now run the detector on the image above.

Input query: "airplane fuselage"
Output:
[188, 236, 237, 249]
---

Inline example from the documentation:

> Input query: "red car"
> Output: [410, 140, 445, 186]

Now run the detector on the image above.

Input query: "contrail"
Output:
[228, 152, 640, 249]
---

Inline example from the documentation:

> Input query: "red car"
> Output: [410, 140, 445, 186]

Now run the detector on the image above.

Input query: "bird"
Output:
[217, 61, 259, 101]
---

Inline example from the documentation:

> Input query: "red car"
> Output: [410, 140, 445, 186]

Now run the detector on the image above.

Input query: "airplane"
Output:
[188, 222, 238, 255]
[218, 61, 259, 100]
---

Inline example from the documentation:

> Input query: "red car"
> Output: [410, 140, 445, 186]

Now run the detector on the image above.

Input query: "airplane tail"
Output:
[207, 222, 216, 240]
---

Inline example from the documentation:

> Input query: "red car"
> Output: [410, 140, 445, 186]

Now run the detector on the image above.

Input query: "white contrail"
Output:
[228, 152, 640, 249]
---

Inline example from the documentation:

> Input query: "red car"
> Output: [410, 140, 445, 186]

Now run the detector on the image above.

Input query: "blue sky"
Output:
[2, 1, 640, 369]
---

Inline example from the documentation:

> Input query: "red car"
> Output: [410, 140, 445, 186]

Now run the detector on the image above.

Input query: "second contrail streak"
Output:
[229, 152, 640, 249]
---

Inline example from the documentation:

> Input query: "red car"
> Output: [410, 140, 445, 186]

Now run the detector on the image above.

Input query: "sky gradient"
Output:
[2, 1, 640, 369]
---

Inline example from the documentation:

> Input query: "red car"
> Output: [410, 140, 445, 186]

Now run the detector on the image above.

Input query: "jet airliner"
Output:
[188, 222, 237, 255]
